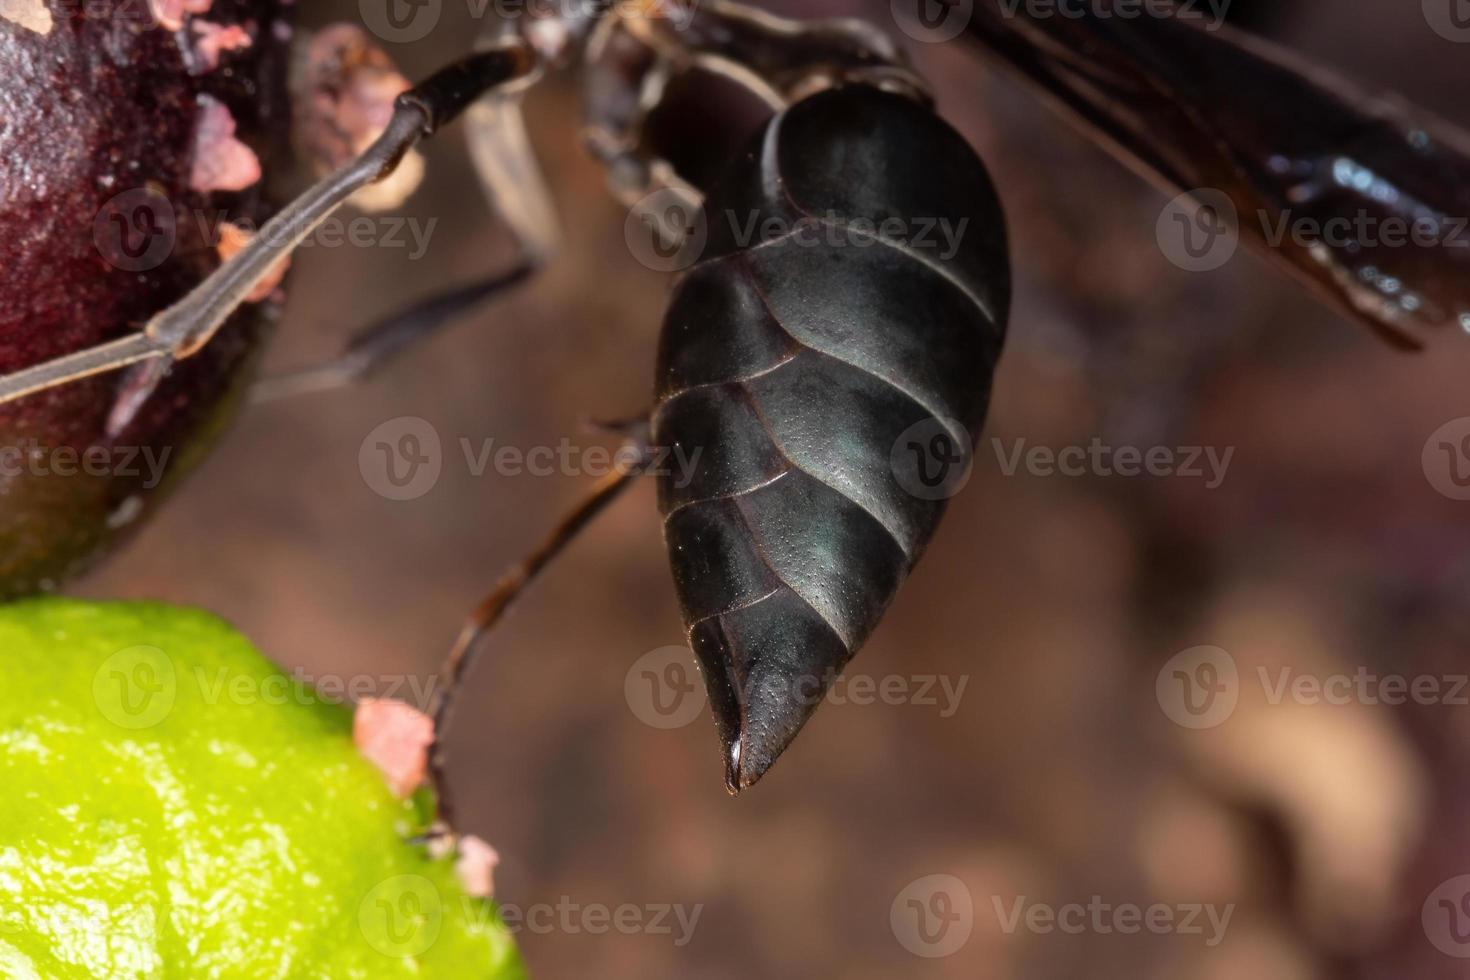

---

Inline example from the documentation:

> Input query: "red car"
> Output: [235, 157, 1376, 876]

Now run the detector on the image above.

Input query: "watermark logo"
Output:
[625, 189, 707, 273]
[1425, 0, 1470, 42]
[625, 646, 707, 729]
[1258, 204, 1470, 253]
[1424, 417, 1470, 500]
[359, 416, 443, 501]
[360, 427, 698, 499]
[498, 898, 703, 944]
[94, 187, 177, 273]
[1157, 649, 1470, 729]
[891, 417, 974, 501]
[360, 875, 444, 957]
[627, 198, 973, 271]
[93, 645, 178, 730]
[92, 662, 444, 730]
[991, 437, 1233, 488]
[996, 0, 1230, 28]
[360, 0, 442, 41]
[795, 670, 969, 716]
[1157, 188, 1239, 272]
[1425, 875, 1470, 957]
[723, 209, 969, 259]
[1156, 646, 1238, 729]
[94, 195, 437, 272]
[1161, 184, 1470, 272]
[625, 644, 971, 727]
[461, 437, 689, 483]
[0, 440, 172, 489]
[992, 895, 1233, 945]
[1257, 666, 1470, 707]
[892, 0, 972, 43]
[360, 0, 694, 40]
[897, 0, 1232, 39]
[891, 874, 974, 958]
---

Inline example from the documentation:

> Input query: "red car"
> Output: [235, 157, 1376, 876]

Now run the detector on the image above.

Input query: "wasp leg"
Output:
[428, 427, 652, 825]
[0, 42, 538, 410]
[250, 262, 537, 402]
[579, 0, 925, 237]
[254, 56, 559, 403]
[465, 95, 560, 265]
[608, 0, 927, 107]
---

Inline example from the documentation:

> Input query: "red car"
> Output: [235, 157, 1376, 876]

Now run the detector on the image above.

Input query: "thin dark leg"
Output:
[251, 261, 537, 401]
[428, 428, 652, 824]
[0, 42, 538, 409]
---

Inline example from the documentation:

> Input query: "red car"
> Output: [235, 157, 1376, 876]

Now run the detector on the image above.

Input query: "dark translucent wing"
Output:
[653, 86, 1009, 791]
[966, 5, 1470, 346]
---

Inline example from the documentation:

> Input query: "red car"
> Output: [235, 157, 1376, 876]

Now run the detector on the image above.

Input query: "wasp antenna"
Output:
[0, 40, 543, 410]
[400, 42, 539, 136]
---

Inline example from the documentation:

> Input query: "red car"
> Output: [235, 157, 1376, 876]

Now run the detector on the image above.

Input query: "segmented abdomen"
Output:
[653, 85, 1010, 790]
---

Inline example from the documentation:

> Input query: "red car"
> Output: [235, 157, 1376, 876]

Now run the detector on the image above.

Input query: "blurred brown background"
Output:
[78, 1, 1470, 976]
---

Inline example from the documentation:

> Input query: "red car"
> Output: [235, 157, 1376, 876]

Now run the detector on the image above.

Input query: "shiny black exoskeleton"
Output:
[653, 85, 1010, 791]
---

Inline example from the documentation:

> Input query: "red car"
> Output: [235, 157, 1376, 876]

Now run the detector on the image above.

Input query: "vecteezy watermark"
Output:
[360, 416, 444, 501]
[358, 0, 694, 44]
[891, 874, 974, 958]
[94, 187, 177, 273]
[459, 437, 691, 482]
[1255, 667, 1470, 708]
[624, 188, 708, 274]
[1424, 0, 1470, 42]
[891, 0, 974, 42]
[718, 210, 971, 261]
[358, 417, 700, 501]
[991, 437, 1234, 489]
[799, 669, 968, 717]
[624, 193, 973, 273]
[1156, 646, 1239, 729]
[991, 894, 1234, 947]
[1158, 184, 1470, 274]
[623, 645, 971, 729]
[497, 897, 703, 946]
[891, 417, 974, 501]
[1156, 188, 1240, 272]
[93, 188, 439, 273]
[1257, 208, 1470, 254]
[360, 875, 444, 957]
[625, 646, 708, 730]
[91, 646, 445, 730]
[893, 0, 1231, 44]
[997, 0, 1230, 25]
[358, 875, 703, 956]
[1424, 875, 1470, 957]
[93, 646, 179, 730]
[1156, 645, 1470, 730]
[0, 439, 172, 489]
[1423, 417, 1470, 500]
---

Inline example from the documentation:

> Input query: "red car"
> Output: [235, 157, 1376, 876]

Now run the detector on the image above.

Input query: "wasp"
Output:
[2, 0, 1467, 795]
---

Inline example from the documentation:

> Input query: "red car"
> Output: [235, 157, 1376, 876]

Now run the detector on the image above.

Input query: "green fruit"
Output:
[0, 599, 525, 979]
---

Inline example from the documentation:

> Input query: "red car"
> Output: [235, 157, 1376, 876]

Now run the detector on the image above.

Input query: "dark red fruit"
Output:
[0, 1, 291, 597]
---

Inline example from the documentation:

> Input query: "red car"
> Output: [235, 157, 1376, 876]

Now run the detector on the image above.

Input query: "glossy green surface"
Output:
[0, 599, 525, 979]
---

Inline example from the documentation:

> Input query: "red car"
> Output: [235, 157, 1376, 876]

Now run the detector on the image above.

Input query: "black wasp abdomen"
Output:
[652, 85, 1010, 791]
